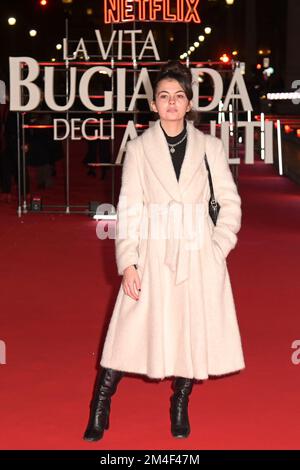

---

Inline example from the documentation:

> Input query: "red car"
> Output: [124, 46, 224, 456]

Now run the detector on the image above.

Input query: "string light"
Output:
[180, 26, 212, 60]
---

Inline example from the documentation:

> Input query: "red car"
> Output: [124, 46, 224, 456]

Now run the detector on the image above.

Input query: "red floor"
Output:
[0, 153, 300, 450]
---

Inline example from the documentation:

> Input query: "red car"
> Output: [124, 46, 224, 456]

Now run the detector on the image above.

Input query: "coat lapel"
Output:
[141, 119, 206, 201]
[179, 120, 206, 195]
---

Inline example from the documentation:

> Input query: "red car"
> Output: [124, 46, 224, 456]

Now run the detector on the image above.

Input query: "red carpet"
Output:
[0, 153, 300, 450]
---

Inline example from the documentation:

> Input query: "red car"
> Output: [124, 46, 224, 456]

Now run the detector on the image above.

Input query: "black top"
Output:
[160, 119, 187, 181]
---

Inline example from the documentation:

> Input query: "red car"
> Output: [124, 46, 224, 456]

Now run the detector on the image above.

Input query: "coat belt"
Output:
[163, 200, 208, 285]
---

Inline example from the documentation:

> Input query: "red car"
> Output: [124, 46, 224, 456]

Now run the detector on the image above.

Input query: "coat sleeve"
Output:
[208, 136, 242, 259]
[115, 139, 144, 276]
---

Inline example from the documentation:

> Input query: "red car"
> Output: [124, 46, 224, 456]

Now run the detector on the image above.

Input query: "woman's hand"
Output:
[122, 265, 141, 301]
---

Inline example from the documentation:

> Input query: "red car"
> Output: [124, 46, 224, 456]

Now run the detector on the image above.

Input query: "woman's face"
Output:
[151, 78, 192, 123]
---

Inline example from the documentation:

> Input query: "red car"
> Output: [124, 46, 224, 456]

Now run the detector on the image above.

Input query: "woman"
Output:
[83, 61, 245, 441]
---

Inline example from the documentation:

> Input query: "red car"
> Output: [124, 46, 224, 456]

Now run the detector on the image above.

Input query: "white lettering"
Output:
[9, 57, 41, 111]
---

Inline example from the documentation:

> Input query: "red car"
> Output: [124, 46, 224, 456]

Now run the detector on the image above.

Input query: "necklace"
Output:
[167, 132, 187, 154]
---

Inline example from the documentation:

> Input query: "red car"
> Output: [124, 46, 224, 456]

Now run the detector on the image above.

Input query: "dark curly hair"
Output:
[152, 60, 196, 121]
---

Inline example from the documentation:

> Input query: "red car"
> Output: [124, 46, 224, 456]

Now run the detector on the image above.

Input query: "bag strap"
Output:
[204, 146, 217, 204]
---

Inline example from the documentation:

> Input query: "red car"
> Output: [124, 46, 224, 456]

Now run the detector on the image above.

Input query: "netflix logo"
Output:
[104, 0, 201, 24]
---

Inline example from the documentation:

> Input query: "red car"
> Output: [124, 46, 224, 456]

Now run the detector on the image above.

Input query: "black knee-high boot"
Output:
[170, 377, 194, 438]
[83, 367, 124, 442]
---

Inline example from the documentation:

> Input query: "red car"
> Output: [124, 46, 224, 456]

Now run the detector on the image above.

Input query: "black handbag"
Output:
[204, 153, 220, 226]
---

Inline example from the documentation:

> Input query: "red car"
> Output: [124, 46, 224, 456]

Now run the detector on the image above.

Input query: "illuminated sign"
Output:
[8, 27, 275, 165]
[104, 0, 201, 23]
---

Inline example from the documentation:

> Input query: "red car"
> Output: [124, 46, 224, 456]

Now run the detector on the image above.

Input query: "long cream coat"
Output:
[100, 119, 245, 380]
